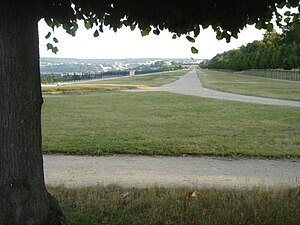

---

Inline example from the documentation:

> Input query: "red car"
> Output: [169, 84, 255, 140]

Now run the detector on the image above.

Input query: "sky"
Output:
[38, 20, 265, 60]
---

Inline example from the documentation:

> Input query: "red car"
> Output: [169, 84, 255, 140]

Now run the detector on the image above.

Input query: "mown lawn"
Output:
[42, 70, 188, 94]
[42, 92, 300, 158]
[92, 69, 187, 86]
[198, 69, 300, 101]
[49, 185, 300, 225]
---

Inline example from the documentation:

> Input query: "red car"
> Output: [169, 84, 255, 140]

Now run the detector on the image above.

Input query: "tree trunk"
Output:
[0, 1, 66, 224]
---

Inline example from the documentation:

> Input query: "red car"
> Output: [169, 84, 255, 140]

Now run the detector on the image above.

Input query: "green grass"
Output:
[92, 70, 188, 86]
[198, 69, 300, 101]
[42, 92, 300, 158]
[42, 70, 188, 94]
[48, 185, 300, 225]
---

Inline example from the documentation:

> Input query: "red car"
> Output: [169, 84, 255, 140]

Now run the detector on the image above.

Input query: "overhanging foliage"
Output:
[38, 0, 300, 53]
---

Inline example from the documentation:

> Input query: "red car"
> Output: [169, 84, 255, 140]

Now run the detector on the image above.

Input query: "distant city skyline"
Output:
[39, 20, 265, 60]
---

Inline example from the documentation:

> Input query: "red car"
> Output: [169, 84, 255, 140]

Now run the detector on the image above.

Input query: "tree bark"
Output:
[0, 1, 66, 224]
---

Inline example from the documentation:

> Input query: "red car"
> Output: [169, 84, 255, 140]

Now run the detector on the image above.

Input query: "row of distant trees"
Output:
[41, 64, 183, 84]
[41, 70, 128, 84]
[201, 25, 300, 70]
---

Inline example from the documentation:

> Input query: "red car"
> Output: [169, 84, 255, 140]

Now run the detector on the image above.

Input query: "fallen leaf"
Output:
[121, 192, 129, 198]
[187, 191, 197, 198]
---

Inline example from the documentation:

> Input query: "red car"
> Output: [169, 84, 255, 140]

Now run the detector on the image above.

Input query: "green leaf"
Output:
[172, 34, 177, 39]
[284, 17, 291, 23]
[46, 43, 54, 50]
[99, 23, 103, 32]
[130, 23, 136, 31]
[216, 31, 223, 40]
[93, 30, 99, 37]
[266, 23, 273, 32]
[46, 43, 58, 54]
[225, 34, 231, 43]
[255, 20, 263, 29]
[45, 32, 51, 39]
[232, 32, 238, 39]
[123, 20, 131, 27]
[277, 2, 285, 9]
[202, 23, 209, 29]
[153, 29, 160, 35]
[293, 15, 299, 22]
[72, 21, 79, 30]
[194, 26, 200, 37]
[186, 36, 195, 43]
[45, 19, 55, 30]
[290, 0, 299, 7]
[141, 27, 151, 36]
[53, 37, 59, 43]
[52, 47, 58, 54]
[84, 21, 92, 29]
[191, 46, 199, 54]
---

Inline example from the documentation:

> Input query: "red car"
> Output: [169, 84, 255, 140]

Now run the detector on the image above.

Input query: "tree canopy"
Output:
[202, 25, 300, 70]
[39, 0, 300, 53]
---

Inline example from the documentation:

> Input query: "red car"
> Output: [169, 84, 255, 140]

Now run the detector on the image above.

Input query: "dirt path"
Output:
[131, 69, 300, 107]
[44, 155, 300, 188]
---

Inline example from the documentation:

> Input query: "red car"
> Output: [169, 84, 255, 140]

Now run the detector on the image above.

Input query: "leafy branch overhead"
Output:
[41, 0, 300, 54]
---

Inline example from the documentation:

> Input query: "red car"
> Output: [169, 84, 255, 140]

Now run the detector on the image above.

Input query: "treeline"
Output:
[202, 25, 300, 70]
[41, 64, 183, 84]
[41, 70, 128, 84]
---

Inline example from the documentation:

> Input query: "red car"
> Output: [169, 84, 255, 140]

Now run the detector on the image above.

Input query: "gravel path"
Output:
[44, 155, 300, 188]
[133, 69, 300, 107]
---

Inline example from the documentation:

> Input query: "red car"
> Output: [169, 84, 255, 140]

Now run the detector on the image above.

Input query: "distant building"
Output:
[129, 70, 135, 76]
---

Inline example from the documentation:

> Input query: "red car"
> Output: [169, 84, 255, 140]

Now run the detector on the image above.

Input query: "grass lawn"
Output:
[42, 92, 300, 158]
[92, 69, 187, 86]
[197, 69, 300, 101]
[49, 185, 300, 225]
[42, 70, 188, 95]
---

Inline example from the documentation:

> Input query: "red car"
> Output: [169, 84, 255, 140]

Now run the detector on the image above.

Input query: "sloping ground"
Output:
[44, 70, 300, 189]
[129, 69, 300, 107]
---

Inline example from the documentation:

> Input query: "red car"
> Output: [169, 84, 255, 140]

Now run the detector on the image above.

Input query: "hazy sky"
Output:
[38, 20, 265, 59]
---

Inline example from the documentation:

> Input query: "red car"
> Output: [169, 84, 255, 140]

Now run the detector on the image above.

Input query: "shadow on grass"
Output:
[48, 185, 300, 225]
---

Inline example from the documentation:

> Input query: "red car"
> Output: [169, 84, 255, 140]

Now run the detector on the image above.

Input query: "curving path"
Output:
[134, 69, 300, 107]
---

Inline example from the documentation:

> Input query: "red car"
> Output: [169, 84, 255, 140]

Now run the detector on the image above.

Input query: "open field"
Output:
[42, 70, 188, 94]
[48, 185, 300, 225]
[91, 70, 188, 86]
[42, 92, 300, 158]
[197, 69, 300, 101]
[42, 72, 300, 223]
